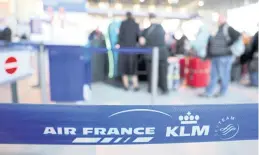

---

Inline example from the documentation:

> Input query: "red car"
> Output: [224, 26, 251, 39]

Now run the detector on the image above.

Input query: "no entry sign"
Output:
[0, 49, 33, 84]
[5, 57, 18, 74]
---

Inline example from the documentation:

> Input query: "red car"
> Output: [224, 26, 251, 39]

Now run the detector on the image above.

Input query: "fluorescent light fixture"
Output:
[133, 4, 140, 10]
[140, 0, 145, 3]
[168, 0, 179, 4]
[180, 8, 186, 13]
[108, 11, 113, 17]
[148, 5, 155, 11]
[198, 1, 204, 7]
[99, 2, 109, 9]
[115, 3, 122, 9]
[166, 6, 172, 12]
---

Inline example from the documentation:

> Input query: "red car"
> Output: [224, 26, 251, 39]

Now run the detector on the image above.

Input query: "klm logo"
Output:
[166, 112, 210, 137]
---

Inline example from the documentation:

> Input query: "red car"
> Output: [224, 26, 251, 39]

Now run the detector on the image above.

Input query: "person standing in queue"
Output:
[116, 12, 140, 91]
[139, 13, 169, 94]
[200, 14, 240, 97]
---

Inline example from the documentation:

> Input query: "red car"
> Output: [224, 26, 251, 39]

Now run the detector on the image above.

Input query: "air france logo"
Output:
[42, 109, 211, 144]
[166, 112, 210, 137]
[215, 116, 239, 140]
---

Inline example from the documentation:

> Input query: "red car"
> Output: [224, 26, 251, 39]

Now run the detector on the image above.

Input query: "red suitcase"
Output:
[187, 69, 210, 87]
[187, 57, 211, 88]
[180, 58, 185, 78]
[189, 57, 210, 70]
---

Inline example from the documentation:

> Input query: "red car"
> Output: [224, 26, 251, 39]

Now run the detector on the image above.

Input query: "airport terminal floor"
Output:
[0, 75, 258, 105]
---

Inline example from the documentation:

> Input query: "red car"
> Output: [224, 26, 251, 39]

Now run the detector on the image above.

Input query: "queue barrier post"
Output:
[39, 43, 48, 103]
[11, 82, 18, 103]
[151, 47, 159, 105]
[32, 50, 42, 88]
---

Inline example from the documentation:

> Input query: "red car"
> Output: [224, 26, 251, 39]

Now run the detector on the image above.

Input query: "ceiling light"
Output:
[108, 11, 113, 18]
[140, 0, 145, 3]
[98, 2, 109, 9]
[148, 5, 155, 11]
[198, 1, 204, 7]
[166, 6, 172, 12]
[180, 8, 186, 13]
[115, 3, 122, 9]
[133, 4, 140, 10]
[168, 0, 179, 4]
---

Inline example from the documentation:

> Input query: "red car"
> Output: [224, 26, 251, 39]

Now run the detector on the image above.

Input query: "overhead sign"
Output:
[0, 104, 257, 145]
[5, 57, 17, 74]
[43, 0, 86, 12]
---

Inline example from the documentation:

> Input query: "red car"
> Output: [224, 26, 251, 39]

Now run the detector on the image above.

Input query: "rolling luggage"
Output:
[187, 57, 211, 88]
[167, 58, 180, 90]
[180, 58, 185, 78]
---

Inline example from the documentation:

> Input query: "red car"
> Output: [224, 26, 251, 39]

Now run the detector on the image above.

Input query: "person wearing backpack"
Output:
[200, 15, 242, 97]
[139, 13, 169, 94]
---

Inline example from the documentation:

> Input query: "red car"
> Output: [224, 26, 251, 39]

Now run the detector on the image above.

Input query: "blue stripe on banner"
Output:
[0, 104, 257, 145]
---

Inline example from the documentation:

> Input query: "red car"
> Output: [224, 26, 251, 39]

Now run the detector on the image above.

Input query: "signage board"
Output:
[0, 104, 257, 145]
[0, 47, 33, 84]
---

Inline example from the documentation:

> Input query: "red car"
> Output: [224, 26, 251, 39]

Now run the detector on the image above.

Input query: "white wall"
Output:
[15, 0, 43, 22]
[227, 3, 259, 35]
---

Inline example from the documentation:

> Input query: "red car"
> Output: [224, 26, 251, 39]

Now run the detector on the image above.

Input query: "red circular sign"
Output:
[5, 57, 17, 74]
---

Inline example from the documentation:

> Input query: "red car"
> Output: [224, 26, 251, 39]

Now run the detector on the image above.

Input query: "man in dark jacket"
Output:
[117, 12, 140, 91]
[201, 15, 241, 97]
[140, 13, 169, 94]
[241, 32, 258, 86]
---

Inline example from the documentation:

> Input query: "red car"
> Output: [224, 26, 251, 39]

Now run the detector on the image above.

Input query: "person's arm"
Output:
[88, 31, 94, 41]
[240, 32, 258, 64]
[136, 23, 140, 43]
[139, 29, 147, 46]
[117, 22, 125, 46]
[228, 26, 241, 46]
[159, 25, 166, 42]
[250, 32, 258, 53]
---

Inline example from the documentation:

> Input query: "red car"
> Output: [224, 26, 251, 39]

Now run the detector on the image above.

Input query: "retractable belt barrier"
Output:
[0, 103, 257, 145]
[86, 47, 153, 54]
[0, 41, 158, 104]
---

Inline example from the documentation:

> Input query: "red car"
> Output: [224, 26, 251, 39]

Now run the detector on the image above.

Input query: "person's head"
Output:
[126, 12, 133, 20]
[148, 13, 156, 24]
[218, 14, 227, 26]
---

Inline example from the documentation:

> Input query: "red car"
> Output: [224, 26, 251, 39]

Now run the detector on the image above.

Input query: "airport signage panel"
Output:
[0, 104, 257, 145]
[0, 48, 33, 84]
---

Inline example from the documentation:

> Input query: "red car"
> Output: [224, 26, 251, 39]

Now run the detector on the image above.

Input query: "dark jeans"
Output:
[146, 60, 168, 93]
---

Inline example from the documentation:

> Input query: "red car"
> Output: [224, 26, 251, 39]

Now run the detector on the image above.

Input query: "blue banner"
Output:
[0, 104, 257, 145]
[43, 0, 86, 12]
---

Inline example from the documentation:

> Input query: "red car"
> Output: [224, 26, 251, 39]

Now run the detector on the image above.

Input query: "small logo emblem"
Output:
[178, 112, 200, 125]
[215, 116, 239, 140]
